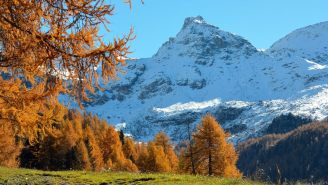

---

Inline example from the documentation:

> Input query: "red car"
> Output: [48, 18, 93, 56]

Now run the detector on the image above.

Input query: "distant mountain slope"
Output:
[62, 16, 328, 143]
[237, 121, 328, 183]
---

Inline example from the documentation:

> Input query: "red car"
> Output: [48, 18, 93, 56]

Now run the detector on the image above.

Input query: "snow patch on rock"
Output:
[153, 99, 221, 116]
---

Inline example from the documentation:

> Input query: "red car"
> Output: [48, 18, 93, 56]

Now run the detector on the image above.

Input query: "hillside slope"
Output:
[237, 121, 328, 183]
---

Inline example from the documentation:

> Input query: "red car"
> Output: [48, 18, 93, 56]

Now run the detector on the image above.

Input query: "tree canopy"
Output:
[0, 0, 134, 109]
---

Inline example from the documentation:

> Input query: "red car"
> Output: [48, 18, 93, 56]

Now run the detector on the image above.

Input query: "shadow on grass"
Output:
[102, 177, 156, 185]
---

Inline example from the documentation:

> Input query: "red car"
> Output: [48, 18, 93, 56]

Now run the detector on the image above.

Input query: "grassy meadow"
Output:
[0, 167, 264, 185]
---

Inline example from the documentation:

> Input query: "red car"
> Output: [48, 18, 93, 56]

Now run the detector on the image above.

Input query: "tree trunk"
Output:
[208, 150, 212, 176]
[187, 122, 196, 175]
[208, 137, 213, 176]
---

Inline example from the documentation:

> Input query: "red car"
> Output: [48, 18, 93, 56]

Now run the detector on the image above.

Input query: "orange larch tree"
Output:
[0, 0, 134, 105]
[84, 126, 104, 171]
[144, 142, 171, 173]
[135, 142, 149, 172]
[123, 137, 138, 163]
[154, 131, 179, 172]
[181, 114, 242, 177]
[100, 126, 138, 172]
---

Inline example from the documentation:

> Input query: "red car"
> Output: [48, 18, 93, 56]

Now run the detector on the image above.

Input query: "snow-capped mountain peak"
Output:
[62, 17, 328, 144]
[182, 16, 207, 28]
[155, 16, 257, 61]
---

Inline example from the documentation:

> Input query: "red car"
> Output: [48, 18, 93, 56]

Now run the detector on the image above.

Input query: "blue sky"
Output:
[104, 0, 328, 58]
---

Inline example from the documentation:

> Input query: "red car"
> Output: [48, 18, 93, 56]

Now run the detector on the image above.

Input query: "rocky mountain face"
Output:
[63, 16, 328, 143]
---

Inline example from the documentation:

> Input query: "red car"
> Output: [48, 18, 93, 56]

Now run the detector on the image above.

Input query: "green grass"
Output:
[0, 167, 265, 185]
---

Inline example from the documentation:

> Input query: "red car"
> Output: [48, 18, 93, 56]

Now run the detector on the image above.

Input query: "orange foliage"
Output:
[85, 126, 104, 171]
[180, 114, 241, 177]
[0, 0, 134, 106]
[144, 142, 171, 173]
[135, 143, 149, 172]
[179, 144, 195, 174]
[123, 137, 138, 163]
[74, 140, 92, 170]
[18, 108, 104, 171]
[0, 121, 20, 167]
[1, 103, 140, 172]
[99, 126, 138, 172]
[154, 132, 179, 172]
[134, 133, 179, 173]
